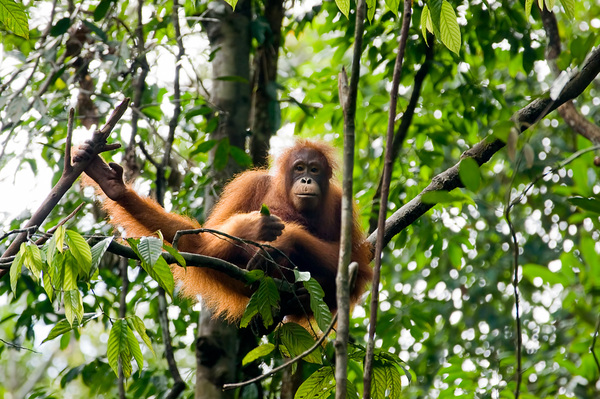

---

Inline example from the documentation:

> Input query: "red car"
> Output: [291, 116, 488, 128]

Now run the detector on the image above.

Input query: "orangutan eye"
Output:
[295, 165, 305, 172]
[311, 167, 319, 173]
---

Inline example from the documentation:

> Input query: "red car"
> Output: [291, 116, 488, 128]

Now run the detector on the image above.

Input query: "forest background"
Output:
[1, 0, 600, 398]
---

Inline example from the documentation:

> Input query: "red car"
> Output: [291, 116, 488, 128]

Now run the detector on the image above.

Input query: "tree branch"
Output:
[364, 1, 412, 395]
[0, 99, 130, 278]
[369, 44, 600, 248]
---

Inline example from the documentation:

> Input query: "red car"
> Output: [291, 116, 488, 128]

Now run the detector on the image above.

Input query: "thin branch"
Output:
[222, 263, 357, 392]
[364, 1, 412, 395]
[368, 39, 434, 233]
[64, 108, 75, 173]
[0, 99, 130, 278]
[370, 44, 600, 248]
[224, 314, 338, 390]
[591, 315, 600, 373]
[0, 338, 40, 353]
[335, 0, 366, 394]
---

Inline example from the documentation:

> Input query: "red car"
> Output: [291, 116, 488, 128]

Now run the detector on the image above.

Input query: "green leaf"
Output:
[222, 0, 238, 9]
[242, 343, 275, 366]
[569, 197, 600, 214]
[107, 319, 130, 377]
[279, 322, 322, 364]
[544, 0, 555, 11]
[366, 0, 376, 22]
[522, 264, 565, 285]
[560, 0, 574, 19]
[303, 278, 332, 332]
[240, 276, 280, 329]
[10, 244, 25, 293]
[64, 289, 83, 327]
[260, 204, 271, 216]
[458, 157, 481, 192]
[0, 0, 29, 39]
[23, 243, 42, 279]
[230, 146, 252, 168]
[439, 1, 461, 55]
[63, 254, 79, 291]
[385, 0, 400, 17]
[421, 190, 466, 204]
[525, 0, 535, 19]
[214, 138, 230, 171]
[66, 230, 92, 275]
[428, 0, 443, 37]
[139, 256, 175, 297]
[131, 315, 156, 357]
[55, 225, 66, 253]
[190, 139, 217, 156]
[50, 17, 71, 37]
[335, 0, 350, 18]
[90, 237, 113, 278]
[421, 5, 431, 45]
[137, 236, 163, 266]
[42, 314, 98, 343]
[42, 264, 54, 301]
[94, 0, 116, 21]
[294, 366, 335, 399]
[162, 244, 186, 267]
[127, 324, 143, 374]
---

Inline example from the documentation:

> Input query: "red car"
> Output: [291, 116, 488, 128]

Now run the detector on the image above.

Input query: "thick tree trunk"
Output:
[250, 0, 284, 167]
[202, 0, 252, 213]
[196, 1, 251, 398]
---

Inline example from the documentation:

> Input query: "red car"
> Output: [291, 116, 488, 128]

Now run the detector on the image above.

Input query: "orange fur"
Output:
[84, 139, 373, 322]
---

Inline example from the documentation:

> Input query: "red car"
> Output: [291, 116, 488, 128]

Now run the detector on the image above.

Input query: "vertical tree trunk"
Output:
[250, 0, 284, 168]
[202, 0, 252, 213]
[196, 1, 251, 398]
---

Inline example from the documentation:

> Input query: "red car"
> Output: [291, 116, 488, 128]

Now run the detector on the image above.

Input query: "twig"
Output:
[0, 227, 39, 243]
[591, 315, 600, 373]
[0, 338, 40, 353]
[224, 314, 338, 390]
[364, 1, 412, 395]
[223, 262, 359, 391]
[0, 99, 130, 278]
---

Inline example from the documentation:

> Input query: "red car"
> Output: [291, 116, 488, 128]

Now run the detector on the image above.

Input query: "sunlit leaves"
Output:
[560, 0, 575, 19]
[64, 289, 84, 327]
[128, 237, 174, 296]
[0, 0, 29, 39]
[279, 323, 322, 364]
[458, 158, 481, 192]
[295, 366, 336, 399]
[439, 1, 461, 54]
[107, 319, 139, 378]
[335, 0, 350, 19]
[303, 278, 332, 332]
[240, 275, 280, 329]
[242, 343, 275, 366]
[421, 1, 461, 54]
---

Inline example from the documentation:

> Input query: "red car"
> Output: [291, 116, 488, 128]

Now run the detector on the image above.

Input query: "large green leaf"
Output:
[439, 1, 461, 55]
[66, 230, 92, 275]
[279, 322, 322, 364]
[0, 0, 29, 38]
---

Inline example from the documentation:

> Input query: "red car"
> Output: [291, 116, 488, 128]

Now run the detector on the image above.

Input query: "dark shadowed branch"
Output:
[335, 0, 366, 394]
[369, 44, 600, 248]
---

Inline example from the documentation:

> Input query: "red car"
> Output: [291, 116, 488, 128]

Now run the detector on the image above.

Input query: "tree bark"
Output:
[196, 1, 252, 398]
[250, 0, 284, 167]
